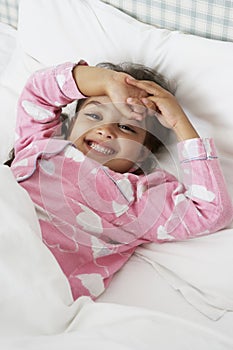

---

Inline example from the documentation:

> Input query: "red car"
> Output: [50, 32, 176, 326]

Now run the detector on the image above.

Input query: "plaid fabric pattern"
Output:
[0, 0, 18, 28]
[102, 0, 233, 42]
[0, 0, 232, 41]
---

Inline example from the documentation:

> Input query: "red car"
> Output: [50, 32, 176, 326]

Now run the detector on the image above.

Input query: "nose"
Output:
[96, 124, 116, 139]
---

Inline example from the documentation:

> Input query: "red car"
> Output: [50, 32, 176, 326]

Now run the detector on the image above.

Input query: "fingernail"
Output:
[126, 76, 135, 81]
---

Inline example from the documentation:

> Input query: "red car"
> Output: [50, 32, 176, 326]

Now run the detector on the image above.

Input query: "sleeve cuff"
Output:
[177, 138, 218, 162]
[54, 61, 88, 100]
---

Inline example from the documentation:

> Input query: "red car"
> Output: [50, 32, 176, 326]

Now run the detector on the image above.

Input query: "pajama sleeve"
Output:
[14, 62, 86, 154]
[124, 138, 233, 243]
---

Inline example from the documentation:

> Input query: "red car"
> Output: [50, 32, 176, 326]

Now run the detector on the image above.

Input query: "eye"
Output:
[85, 113, 102, 121]
[118, 123, 136, 133]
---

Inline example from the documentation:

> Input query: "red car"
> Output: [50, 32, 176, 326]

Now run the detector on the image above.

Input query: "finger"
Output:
[141, 97, 156, 111]
[139, 98, 156, 117]
[143, 96, 170, 121]
[114, 102, 144, 121]
[126, 77, 164, 96]
[126, 98, 147, 114]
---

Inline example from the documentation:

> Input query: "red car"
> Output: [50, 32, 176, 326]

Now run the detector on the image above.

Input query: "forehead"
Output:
[80, 96, 147, 129]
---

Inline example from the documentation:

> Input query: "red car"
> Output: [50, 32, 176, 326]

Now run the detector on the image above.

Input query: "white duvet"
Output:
[1, 0, 233, 348]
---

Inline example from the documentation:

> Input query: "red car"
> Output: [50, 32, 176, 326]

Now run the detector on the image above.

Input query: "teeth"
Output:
[89, 142, 115, 155]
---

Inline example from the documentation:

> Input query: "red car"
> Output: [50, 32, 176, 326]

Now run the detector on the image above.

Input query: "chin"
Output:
[104, 159, 134, 173]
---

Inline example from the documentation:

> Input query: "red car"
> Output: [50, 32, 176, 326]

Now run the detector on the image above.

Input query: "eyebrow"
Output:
[83, 100, 104, 108]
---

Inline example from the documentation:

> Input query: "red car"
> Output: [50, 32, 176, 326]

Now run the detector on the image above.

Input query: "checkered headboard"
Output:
[0, 0, 18, 28]
[102, 0, 233, 42]
[0, 0, 232, 42]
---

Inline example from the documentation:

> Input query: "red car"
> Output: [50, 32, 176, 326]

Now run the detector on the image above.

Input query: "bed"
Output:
[0, 0, 233, 349]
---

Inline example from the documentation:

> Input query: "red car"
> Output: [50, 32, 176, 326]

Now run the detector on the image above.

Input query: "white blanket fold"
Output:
[136, 229, 233, 320]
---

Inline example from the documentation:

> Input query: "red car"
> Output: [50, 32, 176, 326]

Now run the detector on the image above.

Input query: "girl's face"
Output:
[68, 96, 148, 173]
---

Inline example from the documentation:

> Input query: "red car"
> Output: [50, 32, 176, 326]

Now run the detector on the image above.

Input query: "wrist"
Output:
[173, 118, 199, 141]
[73, 65, 113, 97]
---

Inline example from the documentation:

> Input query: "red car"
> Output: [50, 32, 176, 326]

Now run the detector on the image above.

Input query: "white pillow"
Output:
[1, 0, 233, 200]
[0, 47, 43, 163]
[0, 23, 16, 76]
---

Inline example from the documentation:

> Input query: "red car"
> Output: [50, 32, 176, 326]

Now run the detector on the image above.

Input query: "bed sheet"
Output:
[1, 1, 233, 348]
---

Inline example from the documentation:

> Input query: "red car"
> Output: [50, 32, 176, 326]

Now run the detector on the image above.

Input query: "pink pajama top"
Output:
[11, 62, 233, 300]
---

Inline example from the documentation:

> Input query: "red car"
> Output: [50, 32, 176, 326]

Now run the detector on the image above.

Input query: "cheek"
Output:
[119, 138, 144, 159]
[69, 120, 90, 142]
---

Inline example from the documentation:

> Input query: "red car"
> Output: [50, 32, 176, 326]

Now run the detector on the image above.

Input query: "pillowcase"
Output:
[0, 46, 43, 163]
[1, 0, 233, 201]
[0, 23, 16, 76]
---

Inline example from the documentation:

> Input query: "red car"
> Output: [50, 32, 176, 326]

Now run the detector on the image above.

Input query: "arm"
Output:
[123, 138, 233, 243]
[122, 79, 233, 240]
[15, 62, 86, 153]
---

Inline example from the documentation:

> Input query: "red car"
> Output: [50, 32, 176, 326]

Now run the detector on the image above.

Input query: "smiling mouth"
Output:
[86, 140, 116, 156]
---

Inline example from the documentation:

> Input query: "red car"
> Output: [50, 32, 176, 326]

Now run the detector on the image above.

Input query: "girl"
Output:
[9, 60, 233, 300]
